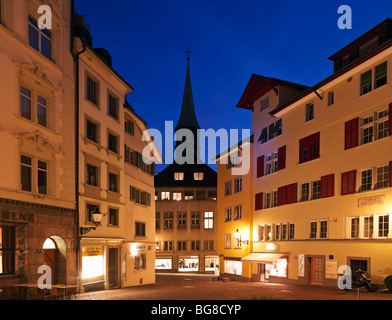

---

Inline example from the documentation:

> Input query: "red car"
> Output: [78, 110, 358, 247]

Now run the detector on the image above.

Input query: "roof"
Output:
[235, 74, 308, 110]
[213, 135, 253, 161]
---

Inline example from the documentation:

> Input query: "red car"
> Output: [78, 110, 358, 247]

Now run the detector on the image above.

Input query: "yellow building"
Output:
[0, 0, 77, 296]
[215, 137, 253, 281]
[237, 19, 392, 287]
[74, 15, 160, 291]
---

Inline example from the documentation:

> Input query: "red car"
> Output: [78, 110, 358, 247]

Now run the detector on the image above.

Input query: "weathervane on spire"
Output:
[185, 48, 192, 61]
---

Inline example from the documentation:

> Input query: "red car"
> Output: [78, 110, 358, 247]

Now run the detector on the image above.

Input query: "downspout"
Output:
[72, 23, 87, 288]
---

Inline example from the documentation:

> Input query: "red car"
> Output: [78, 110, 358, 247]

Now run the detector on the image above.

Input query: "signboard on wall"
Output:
[298, 254, 304, 277]
[325, 260, 338, 279]
[82, 246, 103, 257]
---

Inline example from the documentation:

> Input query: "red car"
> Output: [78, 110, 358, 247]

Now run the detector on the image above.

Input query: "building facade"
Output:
[0, 0, 76, 296]
[74, 16, 159, 291]
[215, 138, 253, 281]
[155, 58, 218, 274]
[238, 19, 392, 287]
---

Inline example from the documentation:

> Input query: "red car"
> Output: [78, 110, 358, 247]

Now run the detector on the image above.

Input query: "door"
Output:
[310, 257, 324, 285]
[43, 249, 57, 284]
[108, 248, 119, 288]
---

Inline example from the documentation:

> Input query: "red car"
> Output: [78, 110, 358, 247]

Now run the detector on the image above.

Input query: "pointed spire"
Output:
[175, 53, 200, 131]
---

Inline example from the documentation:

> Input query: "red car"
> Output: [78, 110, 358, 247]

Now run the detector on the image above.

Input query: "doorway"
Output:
[258, 263, 271, 282]
[108, 248, 119, 288]
[309, 256, 324, 286]
[42, 238, 58, 284]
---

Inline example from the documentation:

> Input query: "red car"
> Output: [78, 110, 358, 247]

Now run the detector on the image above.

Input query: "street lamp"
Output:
[234, 229, 249, 245]
[80, 208, 107, 235]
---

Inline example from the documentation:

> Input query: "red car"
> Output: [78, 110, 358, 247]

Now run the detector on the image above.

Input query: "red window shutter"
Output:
[341, 170, 356, 195]
[255, 192, 263, 210]
[289, 183, 297, 204]
[299, 133, 320, 163]
[321, 174, 334, 198]
[257, 155, 264, 178]
[345, 118, 359, 150]
[299, 136, 309, 163]
[277, 145, 286, 171]
[389, 103, 392, 136]
[277, 187, 283, 206]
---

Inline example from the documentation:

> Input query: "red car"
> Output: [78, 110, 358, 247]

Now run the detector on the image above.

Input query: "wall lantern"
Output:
[234, 229, 249, 245]
[80, 209, 108, 235]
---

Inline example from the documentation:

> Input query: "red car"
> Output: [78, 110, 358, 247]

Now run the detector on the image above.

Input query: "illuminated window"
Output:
[174, 172, 184, 180]
[194, 172, 204, 180]
[173, 192, 182, 201]
[204, 212, 214, 229]
[82, 247, 104, 279]
[0, 226, 15, 275]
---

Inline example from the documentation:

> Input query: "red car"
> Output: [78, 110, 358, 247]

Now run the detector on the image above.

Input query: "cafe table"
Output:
[12, 284, 78, 300]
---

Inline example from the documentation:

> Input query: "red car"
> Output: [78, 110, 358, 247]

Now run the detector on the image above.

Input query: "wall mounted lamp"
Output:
[234, 229, 249, 245]
[80, 209, 108, 235]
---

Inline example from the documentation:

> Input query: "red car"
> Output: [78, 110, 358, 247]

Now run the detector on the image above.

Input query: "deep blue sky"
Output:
[74, 0, 392, 173]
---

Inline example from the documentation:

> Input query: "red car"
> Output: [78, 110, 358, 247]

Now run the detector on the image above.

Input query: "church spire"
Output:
[175, 51, 200, 131]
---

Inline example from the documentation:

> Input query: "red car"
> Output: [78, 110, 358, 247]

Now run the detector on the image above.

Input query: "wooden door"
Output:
[43, 249, 57, 284]
[310, 257, 324, 285]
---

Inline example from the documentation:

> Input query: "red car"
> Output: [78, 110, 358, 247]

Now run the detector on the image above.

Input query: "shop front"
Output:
[242, 252, 288, 282]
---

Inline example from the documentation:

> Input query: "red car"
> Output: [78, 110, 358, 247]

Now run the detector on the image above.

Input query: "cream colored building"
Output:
[0, 0, 76, 296]
[74, 16, 159, 291]
[237, 19, 392, 287]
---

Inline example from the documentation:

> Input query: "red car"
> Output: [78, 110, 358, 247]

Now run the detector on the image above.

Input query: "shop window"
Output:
[82, 246, 104, 279]
[179, 257, 199, 272]
[155, 258, 172, 270]
[0, 226, 15, 275]
[224, 260, 242, 276]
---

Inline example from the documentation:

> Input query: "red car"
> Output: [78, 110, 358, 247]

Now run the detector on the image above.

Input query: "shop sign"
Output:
[82, 246, 103, 257]
[358, 195, 385, 207]
[325, 260, 338, 279]
[0, 210, 34, 223]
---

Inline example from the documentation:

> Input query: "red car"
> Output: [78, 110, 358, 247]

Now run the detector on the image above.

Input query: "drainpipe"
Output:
[73, 35, 87, 290]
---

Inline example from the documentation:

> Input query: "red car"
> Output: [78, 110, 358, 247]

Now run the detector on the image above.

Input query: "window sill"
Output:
[15, 115, 57, 136]
[106, 149, 122, 160]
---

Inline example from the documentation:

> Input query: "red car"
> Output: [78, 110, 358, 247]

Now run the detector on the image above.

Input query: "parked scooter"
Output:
[352, 269, 378, 292]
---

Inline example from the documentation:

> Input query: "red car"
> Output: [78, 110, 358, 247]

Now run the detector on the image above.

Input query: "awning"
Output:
[241, 253, 286, 264]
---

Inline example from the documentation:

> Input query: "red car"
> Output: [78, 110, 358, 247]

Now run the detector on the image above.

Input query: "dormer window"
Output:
[359, 36, 379, 57]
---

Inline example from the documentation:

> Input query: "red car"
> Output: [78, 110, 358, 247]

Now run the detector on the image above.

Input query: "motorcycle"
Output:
[352, 269, 378, 292]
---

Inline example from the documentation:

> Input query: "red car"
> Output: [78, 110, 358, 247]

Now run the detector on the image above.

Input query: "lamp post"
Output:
[80, 208, 106, 235]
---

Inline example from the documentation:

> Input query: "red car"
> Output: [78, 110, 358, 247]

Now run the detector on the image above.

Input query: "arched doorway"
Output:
[42, 236, 67, 285]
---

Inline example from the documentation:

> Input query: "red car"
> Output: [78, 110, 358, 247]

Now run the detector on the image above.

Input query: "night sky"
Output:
[74, 0, 392, 173]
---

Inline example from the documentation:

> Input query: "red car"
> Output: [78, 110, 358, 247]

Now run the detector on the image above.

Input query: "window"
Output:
[20, 86, 49, 127]
[224, 207, 232, 222]
[259, 225, 265, 241]
[306, 103, 314, 122]
[124, 120, 135, 135]
[376, 165, 389, 189]
[194, 172, 204, 180]
[178, 241, 187, 251]
[224, 234, 231, 249]
[360, 169, 372, 192]
[320, 220, 328, 239]
[257, 155, 264, 177]
[108, 172, 118, 193]
[233, 205, 242, 221]
[225, 181, 232, 196]
[155, 212, 160, 230]
[234, 177, 242, 193]
[164, 241, 173, 251]
[204, 212, 214, 229]
[311, 180, 321, 200]
[351, 217, 359, 239]
[277, 183, 297, 206]
[275, 225, 280, 240]
[375, 61, 387, 89]
[173, 192, 182, 201]
[177, 212, 187, 229]
[327, 91, 334, 106]
[21, 155, 48, 194]
[345, 118, 359, 150]
[204, 240, 214, 251]
[174, 172, 184, 180]
[300, 183, 310, 202]
[378, 215, 389, 237]
[21, 155, 32, 192]
[130, 186, 151, 206]
[226, 151, 240, 169]
[86, 204, 99, 223]
[184, 191, 193, 200]
[289, 223, 295, 240]
[255, 192, 263, 210]
[28, 15, 52, 60]
[161, 191, 170, 200]
[364, 216, 374, 238]
[208, 191, 217, 200]
[108, 133, 118, 153]
[360, 70, 372, 95]
[191, 211, 200, 229]
[360, 109, 389, 145]
[108, 94, 118, 119]
[264, 152, 278, 175]
[260, 97, 269, 112]
[0, 226, 15, 275]
[191, 241, 200, 251]
[360, 61, 388, 95]
[108, 208, 119, 226]
[37, 160, 47, 195]
[163, 212, 173, 229]
[86, 77, 98, 104]
[86, 164, 98, 187]
[86, 120, 98, 143]
[299, 132, 320, 163]
[281, 224, 287, 240]
[310, 221, 317, 239]
[134, 253, 146, 270]
[135, 222, 146, 237]
[196, 191, 205, 200]
[341, 170, 356, 195]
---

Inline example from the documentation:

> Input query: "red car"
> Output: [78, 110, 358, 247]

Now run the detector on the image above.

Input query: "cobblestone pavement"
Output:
[76, 273, 392, 300]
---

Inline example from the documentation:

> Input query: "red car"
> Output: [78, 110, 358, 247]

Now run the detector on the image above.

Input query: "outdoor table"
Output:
[12, 284, 78, 300]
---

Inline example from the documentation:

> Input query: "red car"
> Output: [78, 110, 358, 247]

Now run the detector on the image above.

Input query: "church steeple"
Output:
[175, 52, 200, 132]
